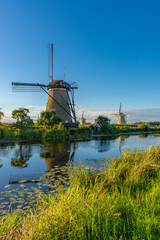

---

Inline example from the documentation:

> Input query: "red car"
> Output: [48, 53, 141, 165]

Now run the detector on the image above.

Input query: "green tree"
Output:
[12, 108, 34, 129]
[95, 115, 113, 133]
[37, 109, 62, 128]
[95, 115, 110, 125]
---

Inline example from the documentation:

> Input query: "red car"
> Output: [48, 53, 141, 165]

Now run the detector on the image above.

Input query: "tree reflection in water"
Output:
[11, 144, 32, 168]
[0, 160, 2, 168]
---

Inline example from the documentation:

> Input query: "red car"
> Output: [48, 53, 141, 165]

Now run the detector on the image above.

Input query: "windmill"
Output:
[12, 44, 79, 127]
[0, 108, 4, 121]
[110, 102, 130, 124]
[80, 111, 86, 125]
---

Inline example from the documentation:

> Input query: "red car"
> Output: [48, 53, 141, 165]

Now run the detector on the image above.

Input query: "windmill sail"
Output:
[12, 82, 47, 92]
[119, 102, 122, 114]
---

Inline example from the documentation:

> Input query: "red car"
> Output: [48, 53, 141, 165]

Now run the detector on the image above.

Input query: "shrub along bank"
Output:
[1, 122, 160, 142]
[1, 146, 160, 239]
[0, 124, 92, 141]
[112, 123, 160, 133]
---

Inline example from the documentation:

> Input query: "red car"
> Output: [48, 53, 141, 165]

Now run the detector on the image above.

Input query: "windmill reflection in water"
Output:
[40, 141, 76, 186]
[9, 141, 76, 186]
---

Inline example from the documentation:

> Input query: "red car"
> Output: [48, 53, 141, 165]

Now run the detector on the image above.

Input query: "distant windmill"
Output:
[0, 108, 4, 121]
[12, 44, 79, 126]
[110, 102, 130, 124]
[80, 111, 86, 125]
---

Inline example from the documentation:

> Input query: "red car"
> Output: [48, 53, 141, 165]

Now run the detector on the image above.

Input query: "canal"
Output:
[0, 133, 160, 213]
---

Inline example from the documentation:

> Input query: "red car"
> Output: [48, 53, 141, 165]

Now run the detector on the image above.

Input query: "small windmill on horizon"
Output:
[80, 111, 86, 125]
[0, 108, 4, 121]
[110, 102, 130, 124]
[12, 44, 79, 127]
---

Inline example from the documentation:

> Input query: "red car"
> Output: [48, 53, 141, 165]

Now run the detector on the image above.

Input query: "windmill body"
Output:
[80, 117, 86, 125]
[46, 80, 72, 123]
[80, 111, 86, 125]
[118, 114, 127, 124]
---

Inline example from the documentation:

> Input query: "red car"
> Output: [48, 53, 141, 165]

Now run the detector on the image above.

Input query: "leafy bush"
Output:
[37, 110, 62, 128]
[19, 129, 43, 141]
[69, 127, 92, 137]
[100, 124, 116, 134]
[69, 128, 77, 136]
[0, 127, 7, 139]
[42, 129, 68, 139]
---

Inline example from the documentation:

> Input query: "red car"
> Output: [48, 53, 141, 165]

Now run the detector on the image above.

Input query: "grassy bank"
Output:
[1, 146, 160, 239]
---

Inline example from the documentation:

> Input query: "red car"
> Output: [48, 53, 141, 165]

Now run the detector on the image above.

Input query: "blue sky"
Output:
[1, 0, 160, 123]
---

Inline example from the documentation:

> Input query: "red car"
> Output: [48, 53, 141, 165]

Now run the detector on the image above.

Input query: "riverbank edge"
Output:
[0, 130, 160, 144]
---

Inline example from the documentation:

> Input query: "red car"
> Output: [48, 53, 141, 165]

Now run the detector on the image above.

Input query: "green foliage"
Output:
[134, 121, 160, 126]
[112, 122, 160, 134]
[69, 126, 92, 137]
[100, 123, 115, 133]
[112, 123, 160, 133]
[0, 126, 17, 140]
[57, 122, 64, 130]
[12, 108, 34, 130]
[0, 124, 43, 141]
[0, 127, 7, 139]
[18, 129, 43, 141]
[138, 124, 150, 131]
[69, 128, 77, 136]
[37, 110, 62, 128]
[95, 115, 110, 124]
[94, 115, 113, 134]
[42, 128, 68, 139]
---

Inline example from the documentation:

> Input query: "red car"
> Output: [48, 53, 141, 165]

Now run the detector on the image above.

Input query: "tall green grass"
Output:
[1, 146, 160, 239]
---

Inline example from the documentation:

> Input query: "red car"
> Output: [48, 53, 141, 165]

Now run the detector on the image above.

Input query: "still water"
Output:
[0, 133, 160, 212]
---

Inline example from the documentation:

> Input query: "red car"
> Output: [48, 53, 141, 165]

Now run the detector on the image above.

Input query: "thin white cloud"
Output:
[1, 113, 15, 123]
[76, 106, 160, 123]
[25, 105, 46, 112]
